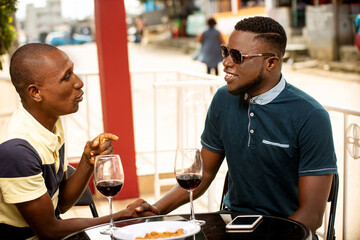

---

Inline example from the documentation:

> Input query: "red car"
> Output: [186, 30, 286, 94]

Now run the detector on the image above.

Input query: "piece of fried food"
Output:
[136, 228, 184, 239]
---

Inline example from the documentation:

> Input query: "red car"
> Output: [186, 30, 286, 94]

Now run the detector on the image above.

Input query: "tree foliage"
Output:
[0, 0, 17, 70]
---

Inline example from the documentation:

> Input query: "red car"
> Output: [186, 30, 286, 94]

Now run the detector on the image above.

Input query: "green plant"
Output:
[0, 0, 17, 70]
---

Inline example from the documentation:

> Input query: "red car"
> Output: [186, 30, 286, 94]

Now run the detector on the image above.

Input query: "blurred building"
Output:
[204, 0, 360, 63]
[25, 0, 63, 43]
[265, 0, 360, 63]
[125, 0, 359, 65]
[21, 0, 94, 45]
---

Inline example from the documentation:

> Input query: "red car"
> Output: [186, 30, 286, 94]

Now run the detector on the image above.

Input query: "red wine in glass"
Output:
[96, 180, 124, 197]
[176, 174, 202, 191]
[94, 154, 124, 235]
[174, 148, 205, 225]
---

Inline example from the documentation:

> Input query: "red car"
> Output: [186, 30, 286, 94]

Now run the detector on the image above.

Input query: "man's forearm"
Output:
[153, 185, 190, 215]
[288, 208, 323, 234]
[58, 157, 94, 213]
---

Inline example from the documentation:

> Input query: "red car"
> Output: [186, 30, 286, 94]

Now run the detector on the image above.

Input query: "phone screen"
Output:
[231, 216, 260, 225]
[226, 215, 263, 230]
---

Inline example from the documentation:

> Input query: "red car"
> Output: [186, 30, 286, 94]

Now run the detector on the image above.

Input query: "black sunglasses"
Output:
[220, 45, 275, 64]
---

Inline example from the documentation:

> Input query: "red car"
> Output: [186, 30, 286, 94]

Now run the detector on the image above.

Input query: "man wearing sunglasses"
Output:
[137, 16, 337, 239]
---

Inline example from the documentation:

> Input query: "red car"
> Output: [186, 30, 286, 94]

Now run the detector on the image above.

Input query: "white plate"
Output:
[112, 221, 201, 240]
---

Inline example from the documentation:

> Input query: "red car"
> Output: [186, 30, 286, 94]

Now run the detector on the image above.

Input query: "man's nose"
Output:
[222, 55, 234, 67]
[73, 74, 84, 89]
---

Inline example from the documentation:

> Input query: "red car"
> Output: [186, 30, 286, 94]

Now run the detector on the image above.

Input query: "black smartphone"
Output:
[225, 215, 263, 230]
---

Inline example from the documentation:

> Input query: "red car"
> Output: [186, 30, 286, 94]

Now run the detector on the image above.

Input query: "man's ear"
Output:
[266, 57, 280, 71]
[27, 84, 42, 102]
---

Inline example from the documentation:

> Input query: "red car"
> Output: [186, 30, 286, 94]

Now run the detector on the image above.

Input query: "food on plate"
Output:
[135, 228, 185, 239]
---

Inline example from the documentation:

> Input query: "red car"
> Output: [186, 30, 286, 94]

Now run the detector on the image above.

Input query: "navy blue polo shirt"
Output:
[201, 76, 337, 217]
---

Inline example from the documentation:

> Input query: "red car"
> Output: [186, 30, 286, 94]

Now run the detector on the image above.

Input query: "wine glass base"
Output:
[189, 219, 206, 226]
[100, 226, 117, 235]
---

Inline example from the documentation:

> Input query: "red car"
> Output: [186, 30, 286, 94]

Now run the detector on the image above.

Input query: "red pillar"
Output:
[94, 0, 139, 199]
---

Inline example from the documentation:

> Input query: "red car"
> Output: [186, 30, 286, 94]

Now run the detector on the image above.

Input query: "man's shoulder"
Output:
[0, 138, 33, 153]
[0, 108, 30, 143]
[283, 83, 324, 109]
[0, 139, 42, 178]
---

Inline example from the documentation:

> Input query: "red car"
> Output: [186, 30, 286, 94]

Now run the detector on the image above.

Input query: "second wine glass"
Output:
[174, 148, 205, 225]
[94, 154, 124, 235]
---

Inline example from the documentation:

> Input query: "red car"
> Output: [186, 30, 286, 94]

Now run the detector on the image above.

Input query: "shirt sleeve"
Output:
[298, 108, 337, 176]
[0, 139, 47, 204]
[201, 89, 225, 153]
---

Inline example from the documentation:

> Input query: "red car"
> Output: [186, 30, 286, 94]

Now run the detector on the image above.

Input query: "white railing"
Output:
[153, 78, 225, 212]
[2, 71, 360, 240]
[320, 106, 360, 240]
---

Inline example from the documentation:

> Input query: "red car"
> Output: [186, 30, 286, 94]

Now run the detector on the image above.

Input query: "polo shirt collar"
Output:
[19, 105, 64, 152]
[246, 75, 286, 105]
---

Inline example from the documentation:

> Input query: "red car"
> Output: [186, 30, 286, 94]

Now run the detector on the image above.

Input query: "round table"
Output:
[62, 212, 311, 240]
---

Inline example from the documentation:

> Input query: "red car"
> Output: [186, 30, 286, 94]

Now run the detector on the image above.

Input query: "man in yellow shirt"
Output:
[0, 43, 157, 239]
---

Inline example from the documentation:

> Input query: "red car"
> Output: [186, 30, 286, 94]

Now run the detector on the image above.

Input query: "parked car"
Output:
[45, 31, 93, 46]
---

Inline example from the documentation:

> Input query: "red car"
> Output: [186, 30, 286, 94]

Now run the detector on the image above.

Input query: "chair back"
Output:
[219, 172, 339, 240]
[67, 165, 99, 218]
[326, 173, 339, 240]
[219, 171, 228, 211]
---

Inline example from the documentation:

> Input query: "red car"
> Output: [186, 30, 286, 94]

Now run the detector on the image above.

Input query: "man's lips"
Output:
[224, 72, 237, 83]
[76, 91, 84, 102]
[225, 72, 237, 77]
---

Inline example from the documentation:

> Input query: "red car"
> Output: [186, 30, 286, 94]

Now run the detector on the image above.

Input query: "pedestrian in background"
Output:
[134, 15, 146, 45]
[196, 17, 225, 75]
[355, 13, 360, 52]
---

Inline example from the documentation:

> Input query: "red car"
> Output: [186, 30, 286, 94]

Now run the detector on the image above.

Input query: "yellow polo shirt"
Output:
[0, 105, 67, 239]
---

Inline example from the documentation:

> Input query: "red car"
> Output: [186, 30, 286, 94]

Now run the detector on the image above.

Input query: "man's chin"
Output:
[69, 105, 80, 115]
[226, 85, 235, 94]
[227, 87, 244, 96]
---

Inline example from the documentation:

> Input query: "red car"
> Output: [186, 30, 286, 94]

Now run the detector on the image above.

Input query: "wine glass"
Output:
[174, 148, 205, 225]
[94, 154, 124, 235]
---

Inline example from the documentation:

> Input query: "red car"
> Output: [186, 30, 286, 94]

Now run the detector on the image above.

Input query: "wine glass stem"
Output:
[108, 197, 114, 228]
[189, 190, 195, 221]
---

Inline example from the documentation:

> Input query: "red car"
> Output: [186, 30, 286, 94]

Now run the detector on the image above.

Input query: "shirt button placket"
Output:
[248, 107, 256, 147]
[248, 104, 256, 147]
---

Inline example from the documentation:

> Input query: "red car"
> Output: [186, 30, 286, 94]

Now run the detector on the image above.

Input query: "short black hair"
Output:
[207, 17, 217, 28]
[234, 16, 287, 56]
[10, 43, 58, 99]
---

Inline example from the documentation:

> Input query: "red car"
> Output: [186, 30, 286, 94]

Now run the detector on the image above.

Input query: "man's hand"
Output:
[61, 133, 118, 212]
[83, 133, 119, 165]
[114, 199, 159, 220]
[134, 199, 160, 217]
